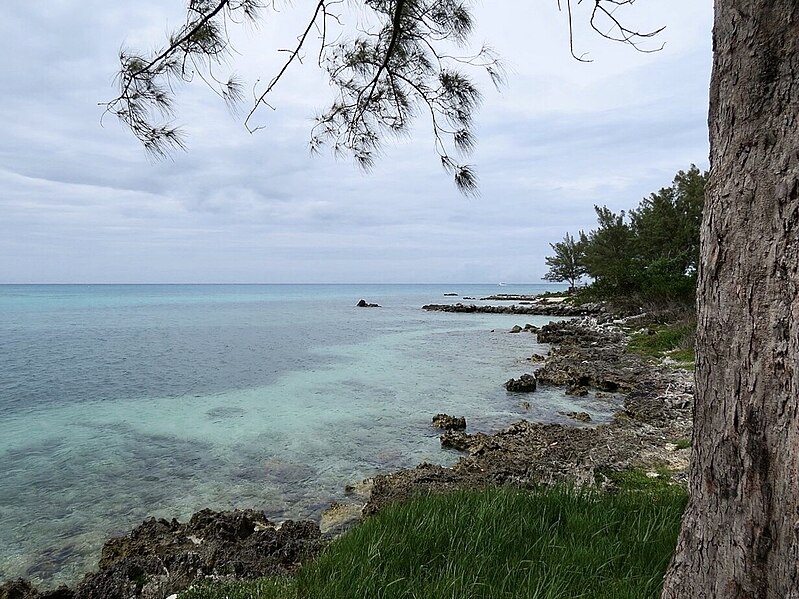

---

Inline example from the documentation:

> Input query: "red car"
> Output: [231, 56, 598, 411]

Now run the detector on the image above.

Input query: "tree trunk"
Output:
[661, 1, 799, 597]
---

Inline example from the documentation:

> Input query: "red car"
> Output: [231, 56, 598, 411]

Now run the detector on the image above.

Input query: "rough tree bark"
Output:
[661, 1, 799, 597]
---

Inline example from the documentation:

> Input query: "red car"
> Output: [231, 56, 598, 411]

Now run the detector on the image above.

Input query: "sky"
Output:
[0, 1, 714, 284]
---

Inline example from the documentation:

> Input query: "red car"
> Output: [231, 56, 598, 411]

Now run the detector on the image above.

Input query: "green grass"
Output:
[627, 320, 695, 362]
[180, 578, 297, 599]
[674, 438, 691, 450]
[179, 486, 686, 599]
[596, 467, 675, 491]
[668, 349, 695, 363]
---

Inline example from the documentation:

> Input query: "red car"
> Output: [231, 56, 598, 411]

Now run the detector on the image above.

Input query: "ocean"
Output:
[0, 284, 616, 587]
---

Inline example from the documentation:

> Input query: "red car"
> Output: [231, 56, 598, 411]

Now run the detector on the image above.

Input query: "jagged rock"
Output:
[536, 320, 624, 346]
[565, 385, 589, 397]
[431, 414, 466, 431]
[536, 345, 643, 394]
[509, 325, 523, 333]
[0, 579, 38, 599]
[504, 374, 537, 392]
[528, 353, 546, 363]
[39, 590, 73, 599]
[440, 431, 493, 454]
[563, 411, 592, 422]
[0, 580, 74, 599]
[5, 510, 326, 599]
[356, 299, 380, 307]
[422, 301, 604, 317]
[533, 321, 645, 395]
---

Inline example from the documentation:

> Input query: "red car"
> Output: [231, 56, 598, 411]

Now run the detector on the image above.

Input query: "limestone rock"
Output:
[356, 299, 380, 307]
[563, 411, 592, 422]
[320, 503, 363, 535]
[431, 414, 466, 431]
[504, 374, 537, 393]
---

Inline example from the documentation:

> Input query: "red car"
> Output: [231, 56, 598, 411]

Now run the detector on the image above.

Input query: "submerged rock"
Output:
[504, 374, 537, 392]
[565, 385, 589, 397]
[510, 324, 538, 334]
[563, 411, 592, 422]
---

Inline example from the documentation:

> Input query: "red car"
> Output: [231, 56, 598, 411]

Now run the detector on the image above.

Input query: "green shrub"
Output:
[628, 319, 696, 359]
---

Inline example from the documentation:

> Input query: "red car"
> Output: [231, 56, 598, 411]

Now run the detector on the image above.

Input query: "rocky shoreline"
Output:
[363, 317, 693, 513]
[1, 311, 693, 599]
[422, 300, 605, 317]
[0, 511, 323, 599]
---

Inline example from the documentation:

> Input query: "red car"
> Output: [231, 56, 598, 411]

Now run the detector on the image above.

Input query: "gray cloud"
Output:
[0, 0, 713, 283]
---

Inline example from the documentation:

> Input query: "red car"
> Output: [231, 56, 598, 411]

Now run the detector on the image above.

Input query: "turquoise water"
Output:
[0, 284, 617, 587]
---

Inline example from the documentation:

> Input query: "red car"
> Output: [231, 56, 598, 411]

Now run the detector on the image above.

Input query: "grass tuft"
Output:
[627, 319, 695, 362]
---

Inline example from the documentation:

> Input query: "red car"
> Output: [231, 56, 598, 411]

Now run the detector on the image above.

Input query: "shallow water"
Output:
[0, 284, 619, 586]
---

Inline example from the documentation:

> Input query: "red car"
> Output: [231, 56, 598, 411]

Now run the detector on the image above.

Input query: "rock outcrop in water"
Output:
[1, 510, 322, 599]
[431, 414, 466, 431]
[504, 374, 537, 393]
[422, 301, 603, 317]
[356, 299, 380, 307]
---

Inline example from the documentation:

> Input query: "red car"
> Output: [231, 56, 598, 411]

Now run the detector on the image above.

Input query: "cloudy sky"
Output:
[0, 1, 713, 284]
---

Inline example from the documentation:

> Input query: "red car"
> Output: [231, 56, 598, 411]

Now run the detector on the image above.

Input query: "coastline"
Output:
[1, 300, 694, 599]
[365, 317, 692, 514]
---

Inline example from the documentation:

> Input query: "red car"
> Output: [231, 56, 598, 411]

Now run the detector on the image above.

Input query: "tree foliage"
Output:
[580, 205, 638, 295]
[543, 232, 587, 290]
[104, 0, 505, 195]
[552, 165, 707, 302]
[629, 165, 705, 275]
[105, 0, 662, 194]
